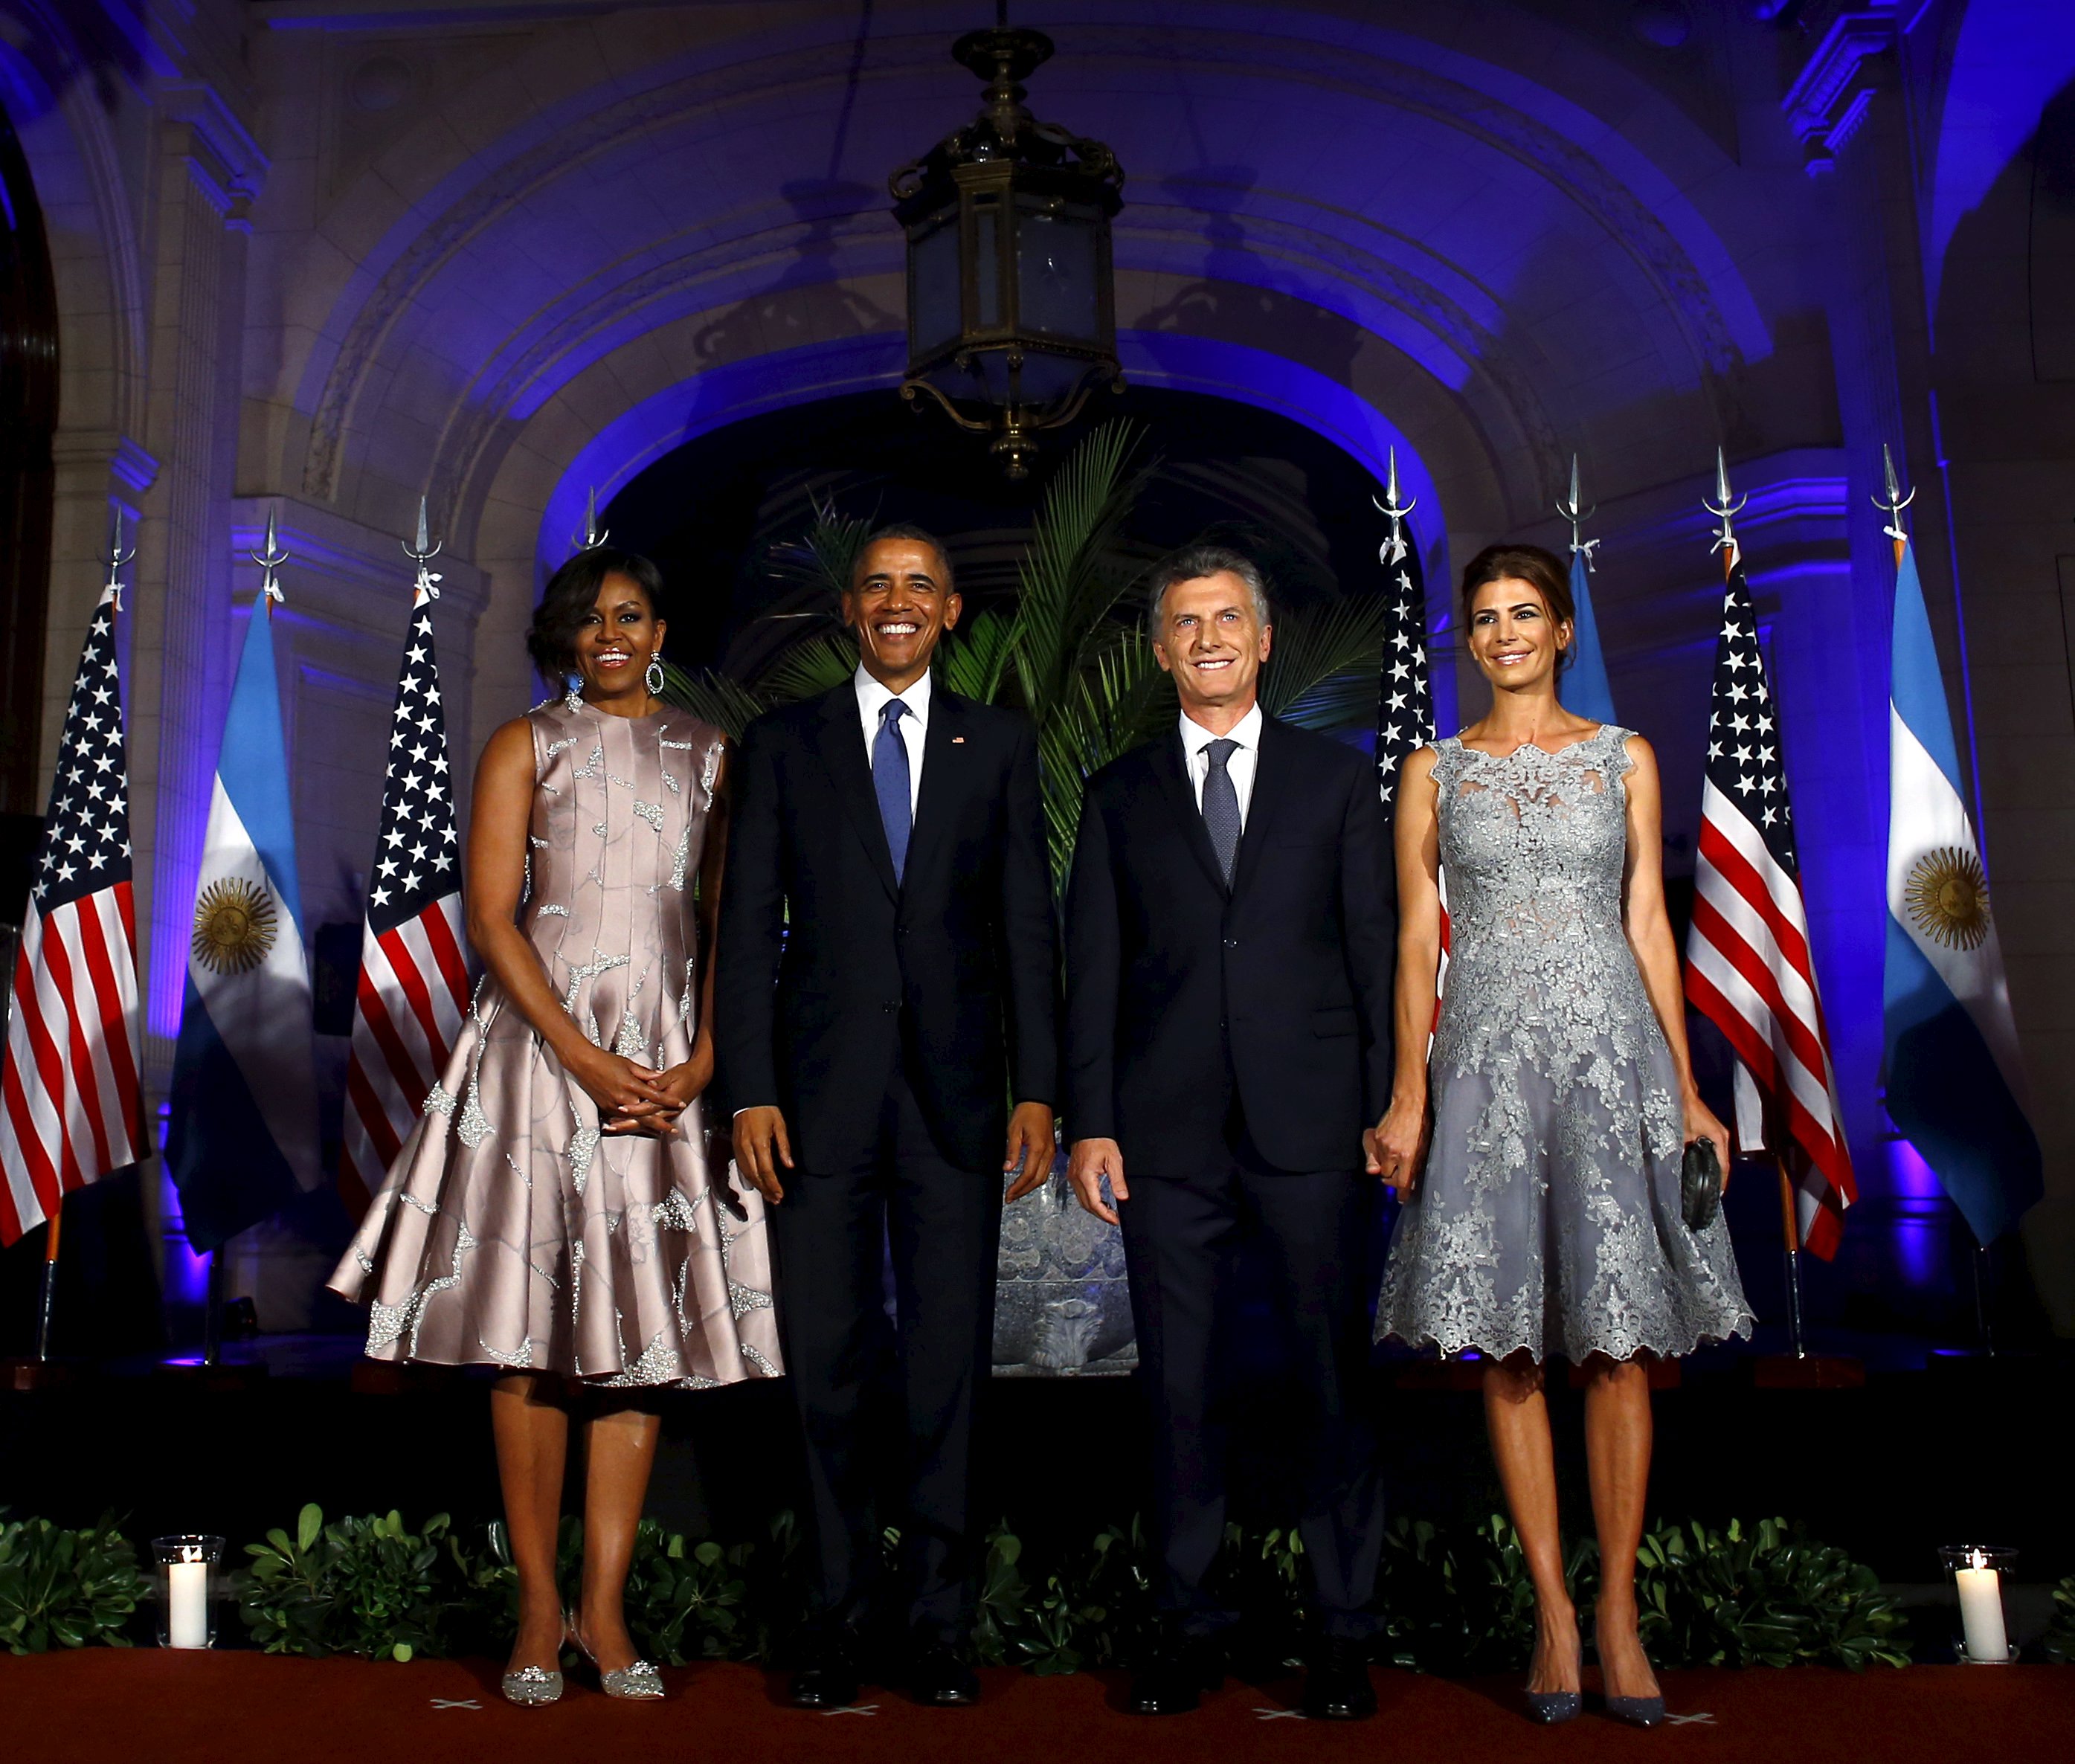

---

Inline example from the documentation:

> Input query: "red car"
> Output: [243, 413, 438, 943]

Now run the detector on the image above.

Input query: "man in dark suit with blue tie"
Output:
[1064, 544, 1395, 1720]
[717, 526, 1058, 1710]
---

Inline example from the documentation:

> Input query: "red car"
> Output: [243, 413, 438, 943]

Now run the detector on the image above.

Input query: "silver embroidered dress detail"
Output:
[330, 699, 782, 1387]
[1377, 727, 1753, 1362]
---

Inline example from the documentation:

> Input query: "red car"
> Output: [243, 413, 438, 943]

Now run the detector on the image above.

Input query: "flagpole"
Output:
[1773, 1157, 1807, 1360]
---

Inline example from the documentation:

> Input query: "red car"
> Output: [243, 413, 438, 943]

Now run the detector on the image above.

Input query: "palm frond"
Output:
[938, 607, 1017, 703]
[1036, 628, 1174, 895]
[1258, 596, 1392, 729]
[659, 663, 768, 741]
[1009, 421, 1155, 719]
[766, 494, 873, 608]
[756, 626, 860, 704]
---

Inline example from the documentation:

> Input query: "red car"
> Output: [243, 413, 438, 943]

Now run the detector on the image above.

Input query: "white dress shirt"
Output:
[855, 663, 930, 817]
[1178, 701, 1263, 831]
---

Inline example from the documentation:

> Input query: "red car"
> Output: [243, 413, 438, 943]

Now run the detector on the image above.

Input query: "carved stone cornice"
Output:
[1780, 1, 1903, 173]
[157, 77, 268, 213]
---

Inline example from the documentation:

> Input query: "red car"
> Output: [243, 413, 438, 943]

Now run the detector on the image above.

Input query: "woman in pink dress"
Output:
[331, 547, 780, 1704]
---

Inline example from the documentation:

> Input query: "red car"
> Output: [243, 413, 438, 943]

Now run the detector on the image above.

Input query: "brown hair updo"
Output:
[1458, 543, 1574, 672]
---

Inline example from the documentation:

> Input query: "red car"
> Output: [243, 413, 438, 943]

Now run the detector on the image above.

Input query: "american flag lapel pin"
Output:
[951, 735, 965, 744]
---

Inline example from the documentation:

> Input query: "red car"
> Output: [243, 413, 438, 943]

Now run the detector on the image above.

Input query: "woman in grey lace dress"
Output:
[1369, 544, 1751, 1725]
[330, 548, 779, 1705]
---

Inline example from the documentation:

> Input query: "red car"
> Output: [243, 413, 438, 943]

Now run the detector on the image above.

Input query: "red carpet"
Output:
[4, 1653, 2071, 1763]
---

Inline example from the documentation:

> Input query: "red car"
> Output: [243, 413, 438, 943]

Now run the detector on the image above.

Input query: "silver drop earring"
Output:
[645, 651, 665, 697]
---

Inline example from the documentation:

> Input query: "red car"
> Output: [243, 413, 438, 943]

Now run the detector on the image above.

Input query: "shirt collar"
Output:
[1178, 700, 1263, 757]
[855, 662, 932, 726]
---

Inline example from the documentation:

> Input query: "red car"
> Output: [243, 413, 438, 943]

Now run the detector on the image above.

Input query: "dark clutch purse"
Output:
[1681, 1137, 1722, 1233]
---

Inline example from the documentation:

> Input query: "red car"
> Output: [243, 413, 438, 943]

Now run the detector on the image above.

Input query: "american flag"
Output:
[338, 552, 469, 1211]
[1374, 502, 1435, 805]
[1681, 533, 1856, 1258]
[1, 578, 145, 1245]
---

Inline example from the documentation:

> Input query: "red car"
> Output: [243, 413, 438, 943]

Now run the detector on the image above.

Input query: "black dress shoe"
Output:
[910, 1641, 980, 1707]
[1128, 1633, 1223, 1716]
[787, 1632, 861, 1710]
[1302, 1637, 1377, 1720]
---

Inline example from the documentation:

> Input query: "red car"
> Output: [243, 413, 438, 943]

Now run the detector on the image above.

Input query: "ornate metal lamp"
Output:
[889, 23, 1125, 478]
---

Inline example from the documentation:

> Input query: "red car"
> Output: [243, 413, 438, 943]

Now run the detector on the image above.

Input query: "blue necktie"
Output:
[874, 698, 913, 883]
[1203, 738, 1241, 886]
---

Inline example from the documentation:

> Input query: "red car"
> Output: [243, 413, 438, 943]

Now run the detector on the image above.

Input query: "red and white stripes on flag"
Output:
[1682, 544, 1856, 1258]
[338, 583, 470, 1213]
[1, 584, 145, 1245]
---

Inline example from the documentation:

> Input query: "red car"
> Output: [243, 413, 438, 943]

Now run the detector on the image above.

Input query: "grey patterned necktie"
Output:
[1202, 737, 1241, 886]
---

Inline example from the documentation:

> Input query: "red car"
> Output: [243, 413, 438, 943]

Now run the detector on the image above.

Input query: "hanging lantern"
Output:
[889, 25, 1125, 478]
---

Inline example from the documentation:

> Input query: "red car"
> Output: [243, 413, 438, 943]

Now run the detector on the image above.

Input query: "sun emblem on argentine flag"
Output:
[1902, 846, 1990, 952]
[191, 877, 280, 973]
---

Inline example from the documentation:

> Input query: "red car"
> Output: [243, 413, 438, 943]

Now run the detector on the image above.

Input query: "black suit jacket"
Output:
[1063, 715, 1397, 1175]
[715, 680, 1058, 1174]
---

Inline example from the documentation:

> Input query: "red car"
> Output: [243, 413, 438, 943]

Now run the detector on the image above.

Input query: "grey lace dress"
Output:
[1375, 726, 1754, 1363]
[329, 695, 782, 1387]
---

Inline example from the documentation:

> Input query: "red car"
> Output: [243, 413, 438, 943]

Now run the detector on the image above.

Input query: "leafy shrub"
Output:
[1632, 1519, 1909, 1670]
[623, 1521, 751, 1664]
[1378, 1512, 1579, 1673]
[0, 1516, 146, 1653]
[2039, 1575, 2074, 1664]
[239, 1504, 486, 1661]
[974, 1518, 1159, 1673]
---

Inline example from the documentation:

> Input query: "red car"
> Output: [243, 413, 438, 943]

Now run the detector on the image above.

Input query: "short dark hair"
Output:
[1146, 543, 1271, 627]
[527, 547, 665, 679]
[1458, 543, 1574, 670]
[852, 523, 954, 595]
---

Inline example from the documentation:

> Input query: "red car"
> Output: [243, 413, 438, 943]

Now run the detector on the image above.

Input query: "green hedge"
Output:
[0, 1506, 1922, 1671]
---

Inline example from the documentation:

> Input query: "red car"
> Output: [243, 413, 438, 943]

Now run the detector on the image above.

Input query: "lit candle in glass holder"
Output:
[1940, 1545, 2016, 1663]
[151, 1536, 225, 1649]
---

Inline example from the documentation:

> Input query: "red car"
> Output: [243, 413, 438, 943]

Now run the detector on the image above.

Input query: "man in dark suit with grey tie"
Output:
[1064, 544, 1396, 1720]
[717, 526, 1058, 1710]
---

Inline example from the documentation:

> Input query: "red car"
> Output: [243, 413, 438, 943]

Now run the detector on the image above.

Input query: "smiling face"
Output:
[1467, 576, 1571, 693]
[1153, 570, 1273, 721]
[571, 571, 666, 704]
[844, 537, 960, 690]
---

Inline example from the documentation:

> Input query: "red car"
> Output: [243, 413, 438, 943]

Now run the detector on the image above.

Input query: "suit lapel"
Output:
[1152, 728, 1231, 897]
[903, 686, 962, 892]
[1230, 714, 1293, 901]
[814, 687, 898, 901]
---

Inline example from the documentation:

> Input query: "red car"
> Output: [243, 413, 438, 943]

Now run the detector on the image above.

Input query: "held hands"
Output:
[600, 1046, 715, 1139]
[1682, 1089, 1733, 1192]
[1365, 1095, 1429, 1194]
[733, 1105, 794, 1205]
[1002, 1102, 1059, 1204]
[1065, 1137, 1128, 1226]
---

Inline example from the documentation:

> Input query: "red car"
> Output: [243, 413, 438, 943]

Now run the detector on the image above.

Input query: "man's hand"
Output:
[732, 1105, 794, 1204]
[1002, 1102, 1059, 1204]
[1066, 1136, 1128, 1226]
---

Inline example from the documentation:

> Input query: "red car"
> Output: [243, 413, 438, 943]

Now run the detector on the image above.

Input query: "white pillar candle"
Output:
[1955, 1558, 2007, 1662]
[167, 1559, 210, 1649]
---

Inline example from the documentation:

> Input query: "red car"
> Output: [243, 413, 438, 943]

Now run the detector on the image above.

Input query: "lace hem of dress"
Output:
[1382, 1310, 1757, 1367]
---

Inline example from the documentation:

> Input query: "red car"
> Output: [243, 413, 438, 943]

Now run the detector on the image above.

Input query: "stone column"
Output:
[127, 86, 266, 1085]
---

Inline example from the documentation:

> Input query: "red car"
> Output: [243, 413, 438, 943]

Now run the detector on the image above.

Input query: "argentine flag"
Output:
[1884, 539, 2042, 1243]
[167, 576, 321, 1252]
[1563, 547, 1618, 727]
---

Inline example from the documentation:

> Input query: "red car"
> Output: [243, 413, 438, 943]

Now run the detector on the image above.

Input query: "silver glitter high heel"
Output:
[571, 1624, 665, 1700]
[500, 1664, 564, 1707]
[1524, 1641, 1583, 1725]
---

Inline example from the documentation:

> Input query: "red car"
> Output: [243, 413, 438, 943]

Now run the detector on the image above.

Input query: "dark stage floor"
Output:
[5, 1652, 2071, 1764]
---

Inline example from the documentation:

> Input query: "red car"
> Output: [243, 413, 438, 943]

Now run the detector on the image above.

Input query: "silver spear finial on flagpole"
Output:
[573, 485, 608, 554]
[104, 507, 136, 610]
[404, 494, 445, 605]
[251, 504, 291, 605]
[1555, 453, 1599, 571]
[1371, 445, 1417, 568]
[1703, 446, 1746, 558]
[1874, 442, 1915, 546]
